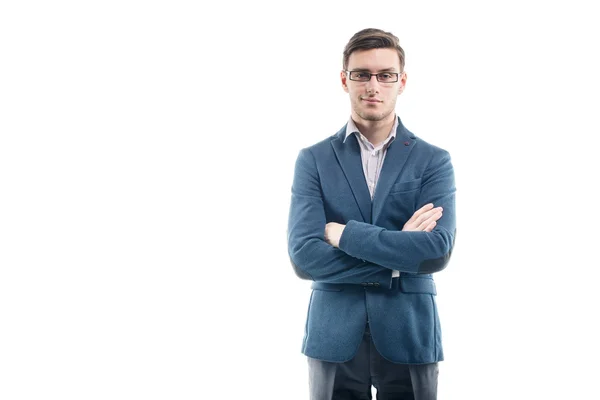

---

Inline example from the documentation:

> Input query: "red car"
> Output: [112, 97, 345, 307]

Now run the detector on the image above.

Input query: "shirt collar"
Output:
[343, 115, 399, 144]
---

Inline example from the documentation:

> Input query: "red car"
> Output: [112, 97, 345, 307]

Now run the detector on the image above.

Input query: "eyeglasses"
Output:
[345, 70, 400, 83]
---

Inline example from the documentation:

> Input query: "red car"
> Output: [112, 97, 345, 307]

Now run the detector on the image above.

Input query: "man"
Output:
[287, 28, 456, 400]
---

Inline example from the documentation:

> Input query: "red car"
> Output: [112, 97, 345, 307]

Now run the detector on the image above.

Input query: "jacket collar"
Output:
[331, 116, 416, 224]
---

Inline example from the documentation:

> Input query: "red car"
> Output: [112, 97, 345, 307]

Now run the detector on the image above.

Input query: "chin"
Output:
[359, 111, 386, 122]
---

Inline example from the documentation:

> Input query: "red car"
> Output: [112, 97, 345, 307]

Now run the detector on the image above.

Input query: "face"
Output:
[341, 48, 407, 123]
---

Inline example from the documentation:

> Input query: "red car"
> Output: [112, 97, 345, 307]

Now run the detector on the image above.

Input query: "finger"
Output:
[408, 203, 434, 223]
[419, 203, 435, 212]
[417, 203, 435, 216]
[407, 205, 433, 225]
[414, 208, 442, 226]
[417, 211, 442, 230]
[424, 220, 437, 232]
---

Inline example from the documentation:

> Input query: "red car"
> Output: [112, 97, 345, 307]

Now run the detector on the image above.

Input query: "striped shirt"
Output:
[344, 116, 400, 278]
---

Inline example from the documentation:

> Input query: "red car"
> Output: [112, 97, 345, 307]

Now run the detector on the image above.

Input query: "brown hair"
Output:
[342, 28, 405, 72]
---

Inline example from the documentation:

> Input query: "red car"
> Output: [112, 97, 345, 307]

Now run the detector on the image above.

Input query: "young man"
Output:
[287, 28, 457, 400]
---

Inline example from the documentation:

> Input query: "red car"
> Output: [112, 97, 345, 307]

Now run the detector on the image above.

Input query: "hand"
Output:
[402, 203, 443, 232]
[324, 222, 346, 248]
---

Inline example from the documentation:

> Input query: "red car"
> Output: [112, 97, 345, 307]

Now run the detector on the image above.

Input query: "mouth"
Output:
[361, 97, 382, 103]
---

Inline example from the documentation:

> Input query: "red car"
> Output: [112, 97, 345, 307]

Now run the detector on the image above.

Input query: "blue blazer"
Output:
[287, 117, 456, 364]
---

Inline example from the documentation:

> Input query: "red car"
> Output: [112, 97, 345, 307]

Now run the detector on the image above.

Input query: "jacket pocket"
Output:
[400, 277, 437, 295]
[389, 178, 422, 194]
[311, 282, 344, 292]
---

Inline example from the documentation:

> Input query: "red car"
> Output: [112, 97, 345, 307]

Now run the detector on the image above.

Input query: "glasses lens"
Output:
[350, 71, 370, 81]
[377, 73, 398, 82]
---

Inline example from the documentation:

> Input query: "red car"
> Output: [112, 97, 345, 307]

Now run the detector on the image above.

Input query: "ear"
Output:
[398, 71, 407, 95]
[341, 70, 349, 93]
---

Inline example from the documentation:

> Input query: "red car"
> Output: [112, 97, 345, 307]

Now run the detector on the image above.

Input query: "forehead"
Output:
[347, 48, 401, 71]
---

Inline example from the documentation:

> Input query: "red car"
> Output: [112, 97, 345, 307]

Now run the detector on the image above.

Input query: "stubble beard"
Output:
[352, 99, 395, 122]
[357, 110, 387, 121]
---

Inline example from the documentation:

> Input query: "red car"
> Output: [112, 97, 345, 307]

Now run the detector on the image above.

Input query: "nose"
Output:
[365, 75, 380, 93]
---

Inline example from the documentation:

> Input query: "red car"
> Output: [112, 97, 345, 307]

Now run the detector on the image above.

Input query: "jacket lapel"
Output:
[372, 119, 416, 224]
[331, 129, 372, 223]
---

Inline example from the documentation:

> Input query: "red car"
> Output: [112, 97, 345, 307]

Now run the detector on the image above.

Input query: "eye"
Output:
[378, 73, 394, 81]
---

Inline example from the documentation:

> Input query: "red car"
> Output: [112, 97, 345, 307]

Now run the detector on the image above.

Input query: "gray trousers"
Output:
[308, 324, 438, 400]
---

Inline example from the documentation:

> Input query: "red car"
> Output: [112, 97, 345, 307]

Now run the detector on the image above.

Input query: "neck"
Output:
[352, 113, 396, 146]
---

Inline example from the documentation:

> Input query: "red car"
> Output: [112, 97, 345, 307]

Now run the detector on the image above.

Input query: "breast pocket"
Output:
[389, 178, 422, 194]
[385, 178, 422, 225]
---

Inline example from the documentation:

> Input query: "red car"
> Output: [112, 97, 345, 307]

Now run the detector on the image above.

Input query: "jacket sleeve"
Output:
[287, 148, 393, 287]
[338, 150, 457, 274]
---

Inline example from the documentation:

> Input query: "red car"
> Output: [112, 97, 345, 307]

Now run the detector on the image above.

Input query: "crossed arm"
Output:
[324, 203, 443, 247]
[287, 147, 456, 285]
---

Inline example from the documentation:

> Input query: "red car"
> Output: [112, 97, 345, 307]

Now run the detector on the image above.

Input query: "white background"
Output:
[1, 1, 599, 399]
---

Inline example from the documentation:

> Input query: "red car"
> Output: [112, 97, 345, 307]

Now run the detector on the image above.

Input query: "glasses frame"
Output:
[344, 70, 401, 83]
